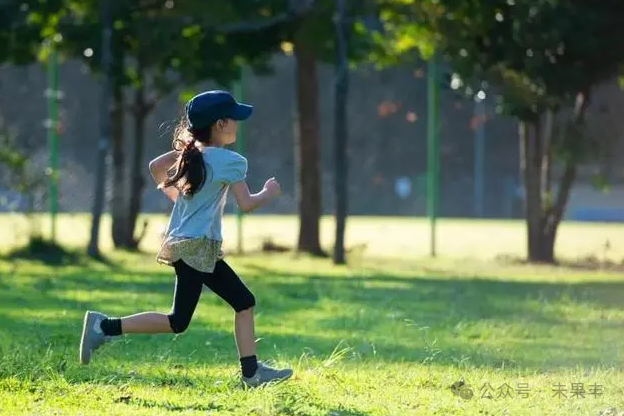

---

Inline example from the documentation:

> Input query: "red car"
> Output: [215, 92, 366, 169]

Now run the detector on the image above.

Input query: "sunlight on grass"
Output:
[2, 213, 624, 262]
[1, 215, 624, 415]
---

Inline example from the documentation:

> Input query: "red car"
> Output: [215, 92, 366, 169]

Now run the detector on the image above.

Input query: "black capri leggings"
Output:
[167, 259, 256, 333]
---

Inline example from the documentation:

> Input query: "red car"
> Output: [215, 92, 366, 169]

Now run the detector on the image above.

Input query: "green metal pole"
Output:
[47, 46, 59, 244]
[426, 54, 440, 257]
[233, 78, 245, 254]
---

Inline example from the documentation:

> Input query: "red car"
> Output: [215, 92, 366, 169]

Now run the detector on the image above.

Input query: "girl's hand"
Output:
[263, 177, 281, 198]
[231, 178, 280, 213]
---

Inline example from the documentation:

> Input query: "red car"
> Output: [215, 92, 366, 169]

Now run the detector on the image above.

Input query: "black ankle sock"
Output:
[100, 318, 122, 336]
[240, 355, 258, 378]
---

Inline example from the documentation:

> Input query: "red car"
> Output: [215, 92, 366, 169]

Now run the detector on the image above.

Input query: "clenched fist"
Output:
[263, 177, 281, 198]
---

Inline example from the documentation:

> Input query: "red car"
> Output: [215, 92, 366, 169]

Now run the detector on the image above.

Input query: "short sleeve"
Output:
[218, 151, 247, 184]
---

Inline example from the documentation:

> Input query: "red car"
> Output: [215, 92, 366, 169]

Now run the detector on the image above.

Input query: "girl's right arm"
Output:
[149, 151, 179, 202]
[230, 177, 281, 212]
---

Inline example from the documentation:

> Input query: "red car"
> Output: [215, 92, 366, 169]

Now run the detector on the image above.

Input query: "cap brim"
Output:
[230, 103, 253, 121]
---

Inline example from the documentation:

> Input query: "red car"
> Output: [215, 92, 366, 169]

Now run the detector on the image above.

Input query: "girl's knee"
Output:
[235, 307, 253, 318]
[233, 291, 256, 313]
[168, 312, 192, 333]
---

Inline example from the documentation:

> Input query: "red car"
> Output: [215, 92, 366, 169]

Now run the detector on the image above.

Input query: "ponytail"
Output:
[158, 117, 209, 197]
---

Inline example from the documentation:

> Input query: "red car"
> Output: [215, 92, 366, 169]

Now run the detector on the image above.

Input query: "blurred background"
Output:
[1, 0, 624, 265]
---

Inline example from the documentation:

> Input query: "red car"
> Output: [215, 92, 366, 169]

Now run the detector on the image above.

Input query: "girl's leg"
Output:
[234, 307, 256, 358]
[80, 261, 203, 364]
[119, 312, 174, 334]
[117, 261, 204, 334]
[200, 260, 257, 359]
[202, 260, 292, 386]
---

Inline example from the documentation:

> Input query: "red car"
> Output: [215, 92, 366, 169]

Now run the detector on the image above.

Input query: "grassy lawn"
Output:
[1, 215, 624, 415]
[2, 213, 624, 262]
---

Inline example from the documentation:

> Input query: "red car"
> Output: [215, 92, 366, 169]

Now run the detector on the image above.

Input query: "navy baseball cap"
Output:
[185, 90, 253, 131]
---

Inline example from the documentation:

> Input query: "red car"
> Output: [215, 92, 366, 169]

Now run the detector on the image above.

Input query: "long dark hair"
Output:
[159, 116, 212, 197]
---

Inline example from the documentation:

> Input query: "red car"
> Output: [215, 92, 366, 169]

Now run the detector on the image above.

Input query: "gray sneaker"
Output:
[242, 362, 293, 388]
[79, 311, 109, 364]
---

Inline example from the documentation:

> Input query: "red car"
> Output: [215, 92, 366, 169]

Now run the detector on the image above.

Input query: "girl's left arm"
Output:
[149, 151, 179, 202]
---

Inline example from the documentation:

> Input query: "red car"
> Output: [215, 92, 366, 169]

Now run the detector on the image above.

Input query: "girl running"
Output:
[79, 90, 293, 388]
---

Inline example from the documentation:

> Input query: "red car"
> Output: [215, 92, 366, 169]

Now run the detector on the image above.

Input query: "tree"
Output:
[333, 0, 349, 264]
[377, 0, 624, 262]
[53, 0, 306, 250]
[87, 0, 113, 258]
[281, 0, 375, 257]
[293, 22, 324, 256]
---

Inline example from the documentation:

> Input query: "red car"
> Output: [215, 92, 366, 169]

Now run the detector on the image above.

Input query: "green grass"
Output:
[1, 215, 624, 415]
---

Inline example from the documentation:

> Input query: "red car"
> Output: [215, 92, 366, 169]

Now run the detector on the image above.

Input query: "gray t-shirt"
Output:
[164, 147, 247, 241]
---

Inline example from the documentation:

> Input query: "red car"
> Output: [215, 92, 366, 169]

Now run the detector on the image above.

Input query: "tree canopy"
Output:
[375, 0, 624, 262]
[376, 0, 624, 119]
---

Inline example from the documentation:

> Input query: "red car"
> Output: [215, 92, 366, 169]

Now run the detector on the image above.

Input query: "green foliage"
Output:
[0, 120, 44, 197]
[2, 0, 385, 95]
[42, 0, 294, 93]
[590, 173, 610, 194]
[0, 0, 65, 65]
[376, 0, 624, 120]
[0, 118, 47, 242]
[255, 0, 384, 66]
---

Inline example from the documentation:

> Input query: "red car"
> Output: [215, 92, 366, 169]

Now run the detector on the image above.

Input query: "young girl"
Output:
[79, 90, 293, 388]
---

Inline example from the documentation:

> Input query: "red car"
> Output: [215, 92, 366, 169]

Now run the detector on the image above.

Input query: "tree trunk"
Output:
[87, 1, 112, 258]
[294, 33, 324, 256]
[541, 109, 554, 196]
[333, 0, 349, 265]
[521, 90, 590, 263]
[110, 83, 132, 248]
[521, 119, 547, 262]
[127, 82, 149, 251]
[539, 159, 576, 262]
[538, 90, 590, 262]
[535, 227, 556, 262]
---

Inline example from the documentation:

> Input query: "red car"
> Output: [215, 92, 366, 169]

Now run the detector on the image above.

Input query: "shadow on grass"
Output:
[0, 298, 621, 377]
[1, 237, 116, 267]
[241, 262, 624, 311]
[1, 260, 624, 376]
[113, 396, 226, 413]
[4, 238, 85, 266]
[11, 263, 624, 313]
[494, 253, 624, 273]
[109, 385, 371, 415]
